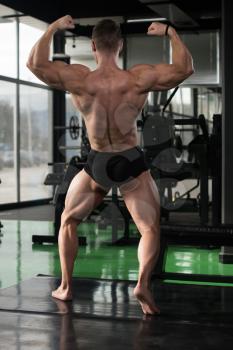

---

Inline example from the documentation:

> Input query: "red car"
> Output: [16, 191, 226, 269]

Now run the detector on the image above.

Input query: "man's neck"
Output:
[96, 52, 119, 68]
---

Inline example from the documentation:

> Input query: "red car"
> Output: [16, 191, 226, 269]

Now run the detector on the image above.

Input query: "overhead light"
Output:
[126, 17, 167, 23]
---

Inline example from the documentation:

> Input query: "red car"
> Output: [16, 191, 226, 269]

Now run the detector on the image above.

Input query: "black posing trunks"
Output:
[84, 146, 149, 191]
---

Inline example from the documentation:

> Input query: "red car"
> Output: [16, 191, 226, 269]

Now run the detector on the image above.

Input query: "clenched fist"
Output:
[51, 15, 75, 31]
[147, 22, 170, 36]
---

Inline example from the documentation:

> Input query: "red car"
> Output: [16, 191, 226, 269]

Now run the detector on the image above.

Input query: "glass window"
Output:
[127, 35, 169, 68]
[19, 85, 53, 201]
[19, 16, 49, 83]
[197, 87, 222, 127]
[178, 32, 220, 85]
[0, 4, 17, 78]
[171, 87, 194, 117]
[0, 81, 17, 204]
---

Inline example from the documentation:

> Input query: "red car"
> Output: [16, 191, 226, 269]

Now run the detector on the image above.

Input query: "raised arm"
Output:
[27, 15, 89, 91]
[130, 22, 194, 92]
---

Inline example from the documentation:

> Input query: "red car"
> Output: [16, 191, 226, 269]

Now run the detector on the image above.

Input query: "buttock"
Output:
[84, 146, 149, 190]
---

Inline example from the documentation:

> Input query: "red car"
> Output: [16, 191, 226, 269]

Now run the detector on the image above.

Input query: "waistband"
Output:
[89, 146, 143, 156]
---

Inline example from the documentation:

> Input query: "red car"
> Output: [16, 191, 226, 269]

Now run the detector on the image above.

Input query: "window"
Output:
[126, 31, 220, 85]
[0, 5, 53, 205]
[19, 16, 49, 83]
[19, 85, 53, 201]
[0, 81, 17, 204]
[0, 4, 17, 78]
[179, 32, 220, 85]
[171, 87, 194, 117]
[197, 87, 222, 126]
[127, 35, 169, 68]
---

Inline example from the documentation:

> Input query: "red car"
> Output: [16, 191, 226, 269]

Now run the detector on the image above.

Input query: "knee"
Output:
[136, 220, 159, 236]
[61, 210, 81, 229]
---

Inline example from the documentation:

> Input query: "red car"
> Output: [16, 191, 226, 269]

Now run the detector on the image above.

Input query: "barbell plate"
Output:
[70, 115, 80, 140]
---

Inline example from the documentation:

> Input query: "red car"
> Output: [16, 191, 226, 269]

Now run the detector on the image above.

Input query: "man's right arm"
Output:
[130, 22, 194, 92]
[27, 15, 90, 92]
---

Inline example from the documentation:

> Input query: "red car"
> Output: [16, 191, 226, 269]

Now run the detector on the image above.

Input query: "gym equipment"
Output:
[219, 246, 233, 263]
[153, 223, 233, 283]
[44, 164, 65, 185]
[32, 156, 87, 245]
[80, 122, 91, 158]
[161, 86, 179, 117]
[142, 110, 209, 224]
[210, 114, 222, 225]
[138, 88, 217, 225]
[207, 115, 233, 264]
[95, 186, 134, 245]
[89, 90, 223, 250]
[54, 115, 81, 140]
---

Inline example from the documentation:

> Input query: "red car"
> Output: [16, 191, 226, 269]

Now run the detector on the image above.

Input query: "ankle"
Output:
[136, 280, 150, 289]
[60, 282, 71, 291]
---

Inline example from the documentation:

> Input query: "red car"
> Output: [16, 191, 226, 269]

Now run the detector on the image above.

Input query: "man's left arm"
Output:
[27, 15, 89, 91]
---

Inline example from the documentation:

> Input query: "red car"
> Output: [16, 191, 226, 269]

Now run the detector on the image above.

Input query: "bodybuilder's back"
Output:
[70, 66, 148, 152]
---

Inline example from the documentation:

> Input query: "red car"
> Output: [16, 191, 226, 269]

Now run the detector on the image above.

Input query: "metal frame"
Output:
[0, 198, 52, 211]
[153, 223, 233, 284]
[222, 0, 233, 224]
[16, 17, 20, 202]
[0, 74, 53, 90]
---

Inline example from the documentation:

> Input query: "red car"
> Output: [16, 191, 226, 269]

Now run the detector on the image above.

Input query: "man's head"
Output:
[92, 19, 122, 55]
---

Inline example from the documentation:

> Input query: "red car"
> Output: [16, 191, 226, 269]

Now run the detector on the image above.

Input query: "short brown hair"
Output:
[92, 19, 122, 52]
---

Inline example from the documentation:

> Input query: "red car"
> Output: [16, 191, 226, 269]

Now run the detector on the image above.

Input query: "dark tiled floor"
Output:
[0, 276, 233, 349]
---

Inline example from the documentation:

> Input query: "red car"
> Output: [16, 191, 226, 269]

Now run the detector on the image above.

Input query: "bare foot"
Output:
[134, 285, 160, 315]
[52, 286, 72, 301]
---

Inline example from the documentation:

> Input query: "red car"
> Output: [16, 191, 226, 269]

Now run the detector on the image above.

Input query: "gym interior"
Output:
[0, 0, 233, 349]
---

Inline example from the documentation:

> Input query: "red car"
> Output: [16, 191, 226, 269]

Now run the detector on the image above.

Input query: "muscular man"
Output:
[27, 16, 193, 315]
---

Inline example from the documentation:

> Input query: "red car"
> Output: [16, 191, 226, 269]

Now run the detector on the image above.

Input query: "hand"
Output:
[147, 22, 168, 36]
[51, 15, 75, 31]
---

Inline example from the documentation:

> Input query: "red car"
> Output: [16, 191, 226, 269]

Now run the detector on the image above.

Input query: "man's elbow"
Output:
[187, 66, 194, 76]
[26, 60, 37, 72]
[26, 59, 45, 72]
[183, 66, 194, 80]
[26, 60, 33, 70]
[186, 58, 195, 77]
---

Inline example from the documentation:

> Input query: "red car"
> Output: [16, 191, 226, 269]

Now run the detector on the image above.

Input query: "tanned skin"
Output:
[27, 15, 193, 315]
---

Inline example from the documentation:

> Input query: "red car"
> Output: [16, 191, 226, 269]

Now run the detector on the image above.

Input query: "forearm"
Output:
[168, 27, 194, 74]
[27, 24, 57, 68]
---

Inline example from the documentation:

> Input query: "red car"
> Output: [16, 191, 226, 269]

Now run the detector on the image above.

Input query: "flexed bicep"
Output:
[130, 22, 194, 93]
